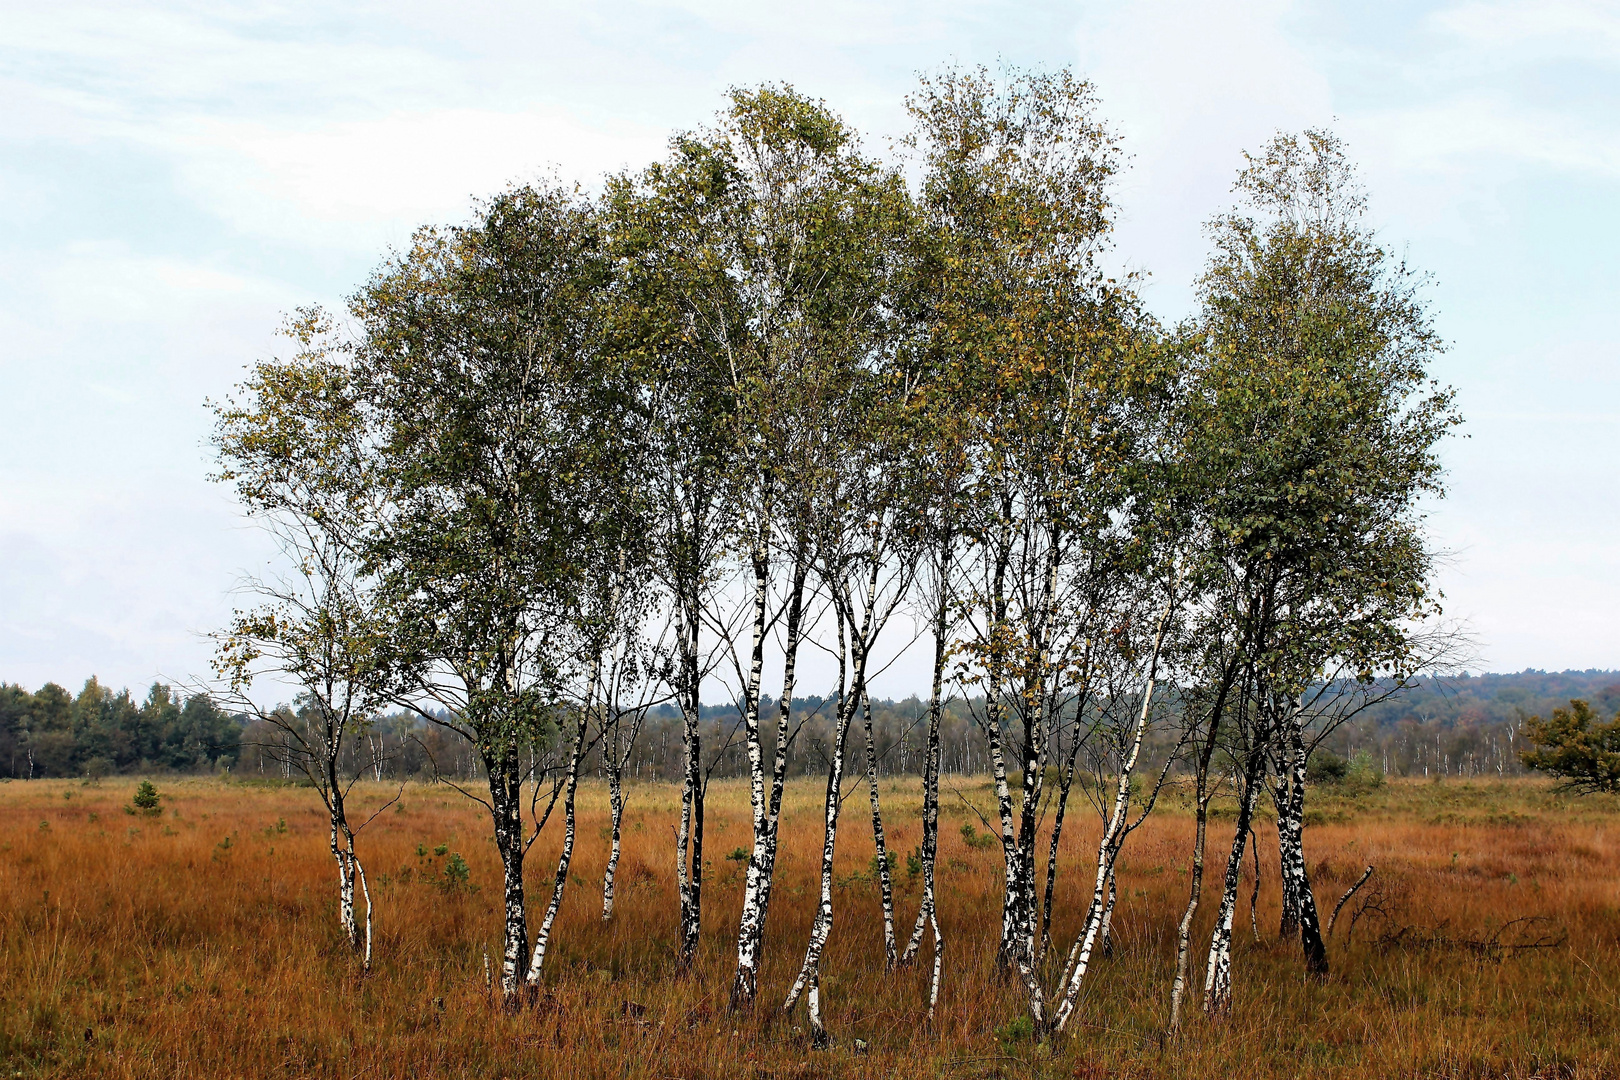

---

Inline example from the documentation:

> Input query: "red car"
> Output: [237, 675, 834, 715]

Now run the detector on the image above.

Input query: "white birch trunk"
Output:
[784, 610, 855, 1047]
[675, 580, 704, 965]
[1202, 761, 1263, 1016]
[1167, 792, 1208, 1032]
[1051, 583, 1177, 1034]
[732, 544, 807, 1008]
[526, 705, 587, 986]
[860, 686, 898, 968]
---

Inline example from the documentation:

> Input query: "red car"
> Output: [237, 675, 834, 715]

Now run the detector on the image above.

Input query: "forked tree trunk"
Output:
[1039, 709, 1086, 959]
[1167, 648, 1246, 1033]
[1051, 585, 1177, 1035]
[900, 541, 950, 1017]
[329, 820, 360, 952]
[526, 706, 587, 986]
[732, 544, 808, 1009]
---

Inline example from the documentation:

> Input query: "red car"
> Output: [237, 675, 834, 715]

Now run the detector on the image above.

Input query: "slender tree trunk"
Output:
[1051, 585, 1178, 1034]
[861, 686, 898, 968]
[329, 816, 360, 952]
[354, 852, 372, 973]
[1249, 825, 1262, 942]
[526, 705, 588, 986]
[1167, 639, 1250, 1033]
[323, 738, 362, 955]
[603, 742, 625, 921]
[1275, 747, 1302, 939]
[901, 535, 950, 1017]
[901, 550, 950, 974]
[487, 746, 529, 1006]
[785, 611, 856, 1048]
[729, 532, 771, 1004]
[1279, 719, 1328, 973]
[732, 543, 808, 1008]
[983, 688, 1023, 971]
[1203, 754, 1265, 1016]
[675, 581, 704, 966]
[1168, 784, 1209, 1033]
[1099, 870, 1117, 959]
[1039, 719, 1083, 959]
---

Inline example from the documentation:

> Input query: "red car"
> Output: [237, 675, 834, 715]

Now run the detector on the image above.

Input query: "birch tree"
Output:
[1166, 128, 1456, 1020]
[907, 71, 1165, 1024]
[210, 311, 393, 971]
[1194, 128, 1457, 992]
[604, 162, 735, 966]
[351, 184, 630, 1005]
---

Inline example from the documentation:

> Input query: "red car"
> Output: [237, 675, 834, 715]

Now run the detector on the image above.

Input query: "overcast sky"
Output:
[2, 0, 1616, 699]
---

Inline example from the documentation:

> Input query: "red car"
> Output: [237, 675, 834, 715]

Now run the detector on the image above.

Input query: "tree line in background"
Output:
[7, 669, 1616, 786]
[0, 679, 236, 780]
[105, 64, 1484, 1041]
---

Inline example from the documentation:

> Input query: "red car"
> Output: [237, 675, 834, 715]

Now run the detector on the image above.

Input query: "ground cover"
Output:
[1, 776, 1614, 1078]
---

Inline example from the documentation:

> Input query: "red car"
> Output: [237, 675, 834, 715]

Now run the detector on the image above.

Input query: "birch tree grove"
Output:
[215, 68, 1459, 1050]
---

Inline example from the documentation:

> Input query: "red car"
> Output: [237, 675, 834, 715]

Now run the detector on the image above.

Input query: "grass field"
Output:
[1, 774, 1616, 1078]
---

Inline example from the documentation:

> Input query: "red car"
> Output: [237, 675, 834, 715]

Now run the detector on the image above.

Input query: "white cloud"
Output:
[1430, 0, 1620, 61]
[167, 107, 669, 250]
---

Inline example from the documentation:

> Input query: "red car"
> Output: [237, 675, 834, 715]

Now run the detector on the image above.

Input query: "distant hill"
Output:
[1320, 669, 1620, 779]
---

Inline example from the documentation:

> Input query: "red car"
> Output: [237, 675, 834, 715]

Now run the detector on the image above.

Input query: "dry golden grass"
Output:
[1, 774, 1616, 1078]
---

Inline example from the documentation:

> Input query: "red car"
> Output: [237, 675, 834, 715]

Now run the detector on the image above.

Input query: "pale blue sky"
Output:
[2, 0, 1615, 696]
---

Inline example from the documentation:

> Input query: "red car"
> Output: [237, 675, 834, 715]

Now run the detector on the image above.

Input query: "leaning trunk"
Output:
[1051, 584, 1177, 1034]
[1279, 720, 1328, 973]
[1202, 755, 1265, 1016]
[784, 611, 857, 1047]
[1167, 783, 1209, 1032]
[526, 705, 588, 985]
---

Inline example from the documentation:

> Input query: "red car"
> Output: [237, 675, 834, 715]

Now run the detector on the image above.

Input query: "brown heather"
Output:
[1, 776, 1616, 1079]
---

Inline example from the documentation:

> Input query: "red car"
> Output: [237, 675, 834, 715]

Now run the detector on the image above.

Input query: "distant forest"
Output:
[4, 669, 1616, 783]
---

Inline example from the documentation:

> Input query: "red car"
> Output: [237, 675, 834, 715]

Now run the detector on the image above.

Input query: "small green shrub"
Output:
[959, 822, 997, 850]
[995, 1013, 1034, 1045]
[442, 852, 471, 891]
[725, 846, 749, 863]
[1307, 748, 1383, 793]
[128, 781, 162, 816]
[1307, 750, 1349, 784]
